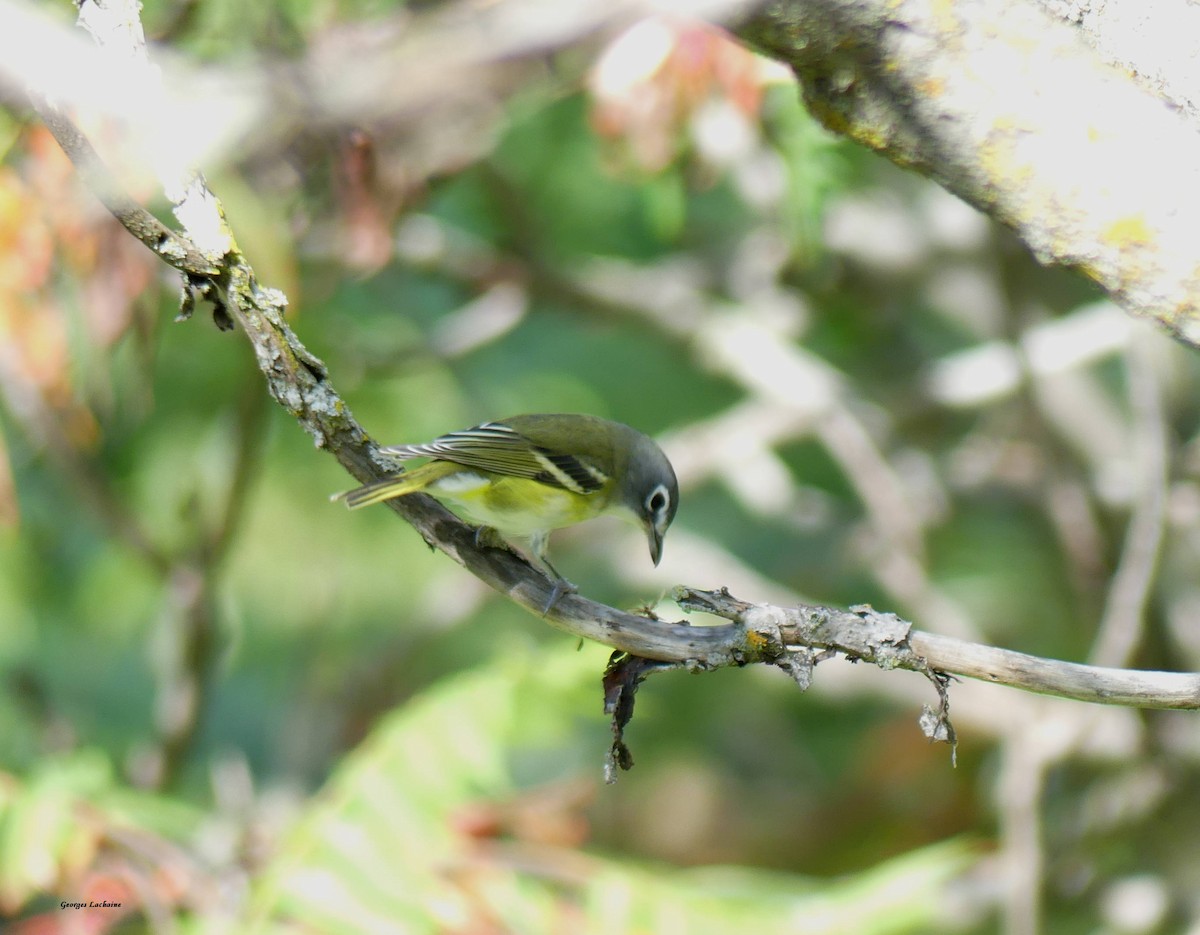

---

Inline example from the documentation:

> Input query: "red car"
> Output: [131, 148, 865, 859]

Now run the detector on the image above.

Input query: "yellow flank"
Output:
[429, 474, 605, 537]
[339, 462, 607, 537]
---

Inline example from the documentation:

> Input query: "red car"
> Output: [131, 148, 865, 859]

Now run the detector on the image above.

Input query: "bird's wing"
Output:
[381, 422, 608, 494]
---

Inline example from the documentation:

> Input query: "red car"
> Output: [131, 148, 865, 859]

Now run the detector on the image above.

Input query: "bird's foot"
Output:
[472, 527, 576, 615]
[542, 576, 579, 616]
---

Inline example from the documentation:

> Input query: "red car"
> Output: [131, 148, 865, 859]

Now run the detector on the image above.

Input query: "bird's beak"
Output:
[647, 524, 664, 566]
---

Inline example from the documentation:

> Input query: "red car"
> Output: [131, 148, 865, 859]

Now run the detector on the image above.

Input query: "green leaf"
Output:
[251, 648, 975, 934]
[0, 751, 111, 913]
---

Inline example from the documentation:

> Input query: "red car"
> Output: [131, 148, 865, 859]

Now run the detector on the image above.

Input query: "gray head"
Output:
[616, 428, 679, 566]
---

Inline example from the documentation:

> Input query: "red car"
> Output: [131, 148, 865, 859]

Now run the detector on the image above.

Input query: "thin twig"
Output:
[997, 736, 1047, 935]
[0, 344, 170, 573]
[29, 95, 217, 276]
[206, 379, 270, 564]
[675, 588, 1200, 709]
[156, 376, 270, 786]
[1088, 330, 1169, 668]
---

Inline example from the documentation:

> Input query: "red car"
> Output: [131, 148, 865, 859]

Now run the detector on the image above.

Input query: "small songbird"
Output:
[334, 414, 679, 604]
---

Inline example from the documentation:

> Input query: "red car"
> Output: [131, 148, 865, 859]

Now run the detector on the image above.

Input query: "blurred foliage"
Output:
[250, 645, 973, 934]
[2, 3, 1200, 934]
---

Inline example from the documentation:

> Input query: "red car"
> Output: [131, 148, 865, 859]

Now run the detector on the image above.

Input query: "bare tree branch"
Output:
[678, 588, 1200, 709]
[29, 95, 217, 277]
[0, 0, 762, 183]
[14, 0, 1199, 347]
[1087, 330, 1169, 668]
[737, 0, 1200, 347]
[1045, 0, 1200, 123]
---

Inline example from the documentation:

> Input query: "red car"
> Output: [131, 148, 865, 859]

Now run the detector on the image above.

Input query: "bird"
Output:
[333, 414, 679, 609]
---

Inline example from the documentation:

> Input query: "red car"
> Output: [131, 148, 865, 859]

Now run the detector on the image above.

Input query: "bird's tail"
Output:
[332, 461, 461, 510]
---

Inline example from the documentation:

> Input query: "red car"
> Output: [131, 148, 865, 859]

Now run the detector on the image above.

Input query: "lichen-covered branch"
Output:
[30, 96, 217, 277]
[688, 586, 1200, 708]
[737, 0, 1200, 346]
[675, 587, 1200, 709]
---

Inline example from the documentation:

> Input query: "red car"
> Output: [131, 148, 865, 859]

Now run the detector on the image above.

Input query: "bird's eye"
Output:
[646, 487, 669, 515]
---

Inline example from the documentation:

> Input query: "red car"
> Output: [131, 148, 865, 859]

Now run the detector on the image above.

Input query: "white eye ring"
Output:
[645, 484, 670, 515]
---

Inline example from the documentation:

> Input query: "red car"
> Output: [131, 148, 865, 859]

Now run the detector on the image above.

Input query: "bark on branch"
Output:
[737, 0, 1200, 346]
[674, 588, 1200, 710]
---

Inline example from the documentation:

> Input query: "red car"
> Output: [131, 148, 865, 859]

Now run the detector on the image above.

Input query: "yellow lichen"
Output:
[1102, 215, 1154, 248]
[744, 630, 770, 652]
[931, 0, 960, 35]
[978, 132, 1034, 192]
[916, 76, 946, 98]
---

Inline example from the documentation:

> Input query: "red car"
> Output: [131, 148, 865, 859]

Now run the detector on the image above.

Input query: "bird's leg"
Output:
[529, 532, 577, 616]
[473, 528, 576, 614]
[538, 557, 579, 616]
